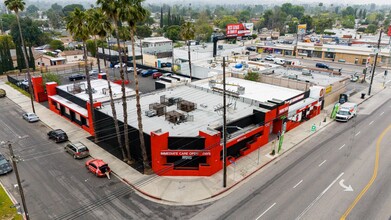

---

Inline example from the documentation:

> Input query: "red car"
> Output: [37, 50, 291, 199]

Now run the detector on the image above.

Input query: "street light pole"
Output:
[8, 143, 30, 220]
[222, 57, 227, 188]
[368, 29, 383, 96]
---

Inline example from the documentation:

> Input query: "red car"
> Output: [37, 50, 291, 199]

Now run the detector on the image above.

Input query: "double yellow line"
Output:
[340, 124, 391, 220]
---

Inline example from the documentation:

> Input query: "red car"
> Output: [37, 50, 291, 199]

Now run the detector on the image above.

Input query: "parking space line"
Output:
[339, 144, 346, 150]
[318, 160, 327, 167]
[293, 180, 303, 189]
[380, 112, 384, 116]
[369, 121, 374, 125]
[355, 131, 361, 136]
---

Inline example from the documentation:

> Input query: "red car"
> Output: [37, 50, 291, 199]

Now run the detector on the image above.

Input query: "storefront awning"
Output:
[288, 98, 318, 117]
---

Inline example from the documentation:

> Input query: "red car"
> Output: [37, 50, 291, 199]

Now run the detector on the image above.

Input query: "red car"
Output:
[152, 72, 163, 79]
[85, 159, 111, 177]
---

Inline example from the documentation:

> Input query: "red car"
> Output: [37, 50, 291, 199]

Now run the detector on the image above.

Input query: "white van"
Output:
[336, 102, 357, 122]
[274, 58, 285, 65]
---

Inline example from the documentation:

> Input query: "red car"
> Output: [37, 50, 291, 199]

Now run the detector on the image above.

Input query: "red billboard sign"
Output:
[388, 25, 391, 37]
[226, 23, 253, 37]
[160, 150, 211, 157]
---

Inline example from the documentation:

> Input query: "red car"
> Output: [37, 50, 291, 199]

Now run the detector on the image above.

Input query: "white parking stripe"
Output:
[339, 144, 346, 150]
[380, 112, 384, 116]
[355, 131, 361, 136]
[369, 121, 374, 125]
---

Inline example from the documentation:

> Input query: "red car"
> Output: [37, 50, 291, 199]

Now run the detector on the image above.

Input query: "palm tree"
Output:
[66, 8, 98, 143]
[5, 0, 35, 113]
[98, 0, 133, 163]
[87, 7, 128, 162]
[180, 21, 195, 80]
[123, 0, 152, 174]
[118, 25, 131, 81]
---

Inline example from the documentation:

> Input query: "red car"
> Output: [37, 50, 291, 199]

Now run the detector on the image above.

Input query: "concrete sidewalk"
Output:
[0, 77, 387, 205]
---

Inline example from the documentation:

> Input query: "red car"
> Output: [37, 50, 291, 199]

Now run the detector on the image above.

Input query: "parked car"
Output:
[114, 63, 126, 68]
[161, 62, 172, 68]
[22, 112, 39, 122]
[0, 88, 6, 98]
[274, 58, 286, 65]
[127, 66, 139, 72]
[89, 69, 99, 76]
[264, 55, 275, 61]
[249, 57, 263, 62]
[136, 69, 144, 75]
[0, 153, 13, 175]
[69, 74, 86, 81]
[47, 129, 68, 143]
[246, 46, 257, 51]
[85, 159, 111, 177]
[65, 142, 90, 159]
[162, 73, 172, 77]
[141, 69, 158, 77]
[152, 72, 163, 79]
[315, 63, 330, 69]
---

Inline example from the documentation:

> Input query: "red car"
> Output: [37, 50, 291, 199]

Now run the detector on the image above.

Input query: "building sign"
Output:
[278, 106, 289, 115]
[314, 47, 323, 51]
[297, 24, 307, 35]
[288, 94, 305, 104]
[226, 23, 254, 37]
[325, 85, 332, 94]
[160, 150, 211, 156]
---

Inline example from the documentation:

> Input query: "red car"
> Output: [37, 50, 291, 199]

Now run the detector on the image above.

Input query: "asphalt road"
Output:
[0, 97, 207, 220]
[191, 92, 391, 220]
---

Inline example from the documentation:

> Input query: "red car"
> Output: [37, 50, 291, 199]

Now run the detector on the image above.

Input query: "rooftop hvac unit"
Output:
[165, 110, 186, 124]
[237, 86, 245, 95]
[209, 80, 216, 88]
[149, 103, 166, 116]
[177, 99, 197, 112]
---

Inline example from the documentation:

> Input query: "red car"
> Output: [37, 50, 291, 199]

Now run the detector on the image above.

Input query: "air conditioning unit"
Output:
[145, 110, 157, 117]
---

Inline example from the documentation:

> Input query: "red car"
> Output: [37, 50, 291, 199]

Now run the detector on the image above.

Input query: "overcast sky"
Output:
[144, 0, 389, 5]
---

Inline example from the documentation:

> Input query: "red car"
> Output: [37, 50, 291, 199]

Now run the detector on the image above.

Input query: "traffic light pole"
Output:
[8, 143, 30, 220]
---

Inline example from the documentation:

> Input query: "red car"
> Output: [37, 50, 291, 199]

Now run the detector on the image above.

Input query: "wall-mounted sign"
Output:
[160, 150, 211, 156]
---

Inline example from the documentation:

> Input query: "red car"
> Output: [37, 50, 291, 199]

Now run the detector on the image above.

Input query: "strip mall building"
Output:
[34, 75, 324, 176]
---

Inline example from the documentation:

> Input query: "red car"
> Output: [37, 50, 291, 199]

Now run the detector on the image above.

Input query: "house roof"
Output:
[61, 50, 84, 56]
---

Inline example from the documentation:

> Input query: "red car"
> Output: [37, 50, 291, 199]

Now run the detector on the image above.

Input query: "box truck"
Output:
[335, 102, 357, 122]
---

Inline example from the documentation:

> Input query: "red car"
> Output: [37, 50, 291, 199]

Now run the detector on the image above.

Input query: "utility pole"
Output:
[8, 143, 30, 220]
[368, 29, 382, 96]
[222, 57, 227, 188]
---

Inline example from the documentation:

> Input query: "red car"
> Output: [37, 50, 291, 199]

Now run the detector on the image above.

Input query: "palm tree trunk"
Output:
[16, 13, 35, 113]
[123, 40, 130, 82]
[103, 56, 128, 161]
[115, 22, 132, 163]
[102, 42, 107, 68]
[83, 41, 98, 143]
[94, 36, 101, 73]
[131, 30, 151, 174]
[187, 42, 192, 80]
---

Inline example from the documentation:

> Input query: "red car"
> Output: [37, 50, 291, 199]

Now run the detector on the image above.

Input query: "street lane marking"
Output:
[380, 111, 384, 116]
[318, 160, 327, 167]
[339, 144, 346, 150]
[293, 180, 303, 189]
[340, 124, 391, 220]
[255, 202, 276, 220]
[369, 121, 374, 125]
[355, 131, 361, 136]
[296, 172, 344, 220]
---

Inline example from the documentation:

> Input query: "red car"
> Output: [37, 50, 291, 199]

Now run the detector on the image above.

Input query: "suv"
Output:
[315, 63, 329, 69]
[141, 69, 158, 77]
[69, 74, 86, 81]
[65, 142, 90, 159]
[47, 129, 68, 143]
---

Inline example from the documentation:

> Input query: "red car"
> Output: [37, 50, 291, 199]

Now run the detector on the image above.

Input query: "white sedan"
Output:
[114, 63, 126, 68]
[22, 112, 39, 123]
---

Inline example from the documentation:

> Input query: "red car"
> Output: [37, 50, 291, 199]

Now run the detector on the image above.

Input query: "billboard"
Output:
[388, 25, 391, 37]
[297, 24, 307, 35]
[226, 23, 254, 37]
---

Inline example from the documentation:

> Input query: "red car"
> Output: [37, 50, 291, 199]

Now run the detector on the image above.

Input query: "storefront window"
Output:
[325, 52, 335, 59]
[313, 51, 322, 58]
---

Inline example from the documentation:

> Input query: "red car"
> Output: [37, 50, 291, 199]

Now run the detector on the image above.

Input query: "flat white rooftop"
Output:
[99, 85, 264, 137]
[57, 79, 136, 103]
[192, 77, 303, 103]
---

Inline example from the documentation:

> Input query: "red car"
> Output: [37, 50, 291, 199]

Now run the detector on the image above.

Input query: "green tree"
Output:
[49, 39, 64, 50]
[0, 35, 15, 73]
[5, 0, 35, 113]
[366, 24, 377, 33]
[66, 8, 97, 143]
[46, 8, 63, 29]
[26, 4, 39, 17]
[341, 15, 355, 28]
[194, 15, 213, 42]
[164, 25, 181, 41]
[63, 4, 85, 16]
[136, 25, 152, 38]
[299, 15, 313, 31]
[42, 72, 61, 85]
[245, 72, 259, 82]
[0, 14, 17, 32]
[123, 0, 152, 174]
[215, 15, 238, 29]
[180, 21, 195, 80]
[98, 0, 132, 163]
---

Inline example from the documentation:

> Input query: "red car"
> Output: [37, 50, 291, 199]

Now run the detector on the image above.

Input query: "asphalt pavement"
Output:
[191, 87, 391, 220]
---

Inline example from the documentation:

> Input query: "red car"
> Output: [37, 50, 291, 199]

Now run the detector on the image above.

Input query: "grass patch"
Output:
[5, 82, 30, 97]
[0, 185, 23, 220]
